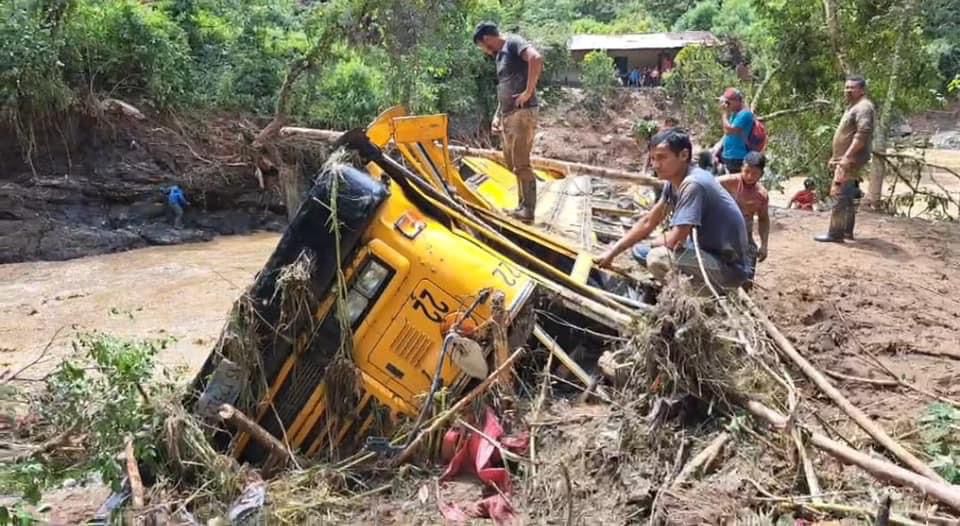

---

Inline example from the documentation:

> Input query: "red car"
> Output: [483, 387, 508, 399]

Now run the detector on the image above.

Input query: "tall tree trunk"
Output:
[866, 0, 918, 206]
[822, 0, 850, 74]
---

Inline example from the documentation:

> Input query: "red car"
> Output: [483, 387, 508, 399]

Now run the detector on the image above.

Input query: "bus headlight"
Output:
[340, 259, 391, 326]
[355, 260, 390, 297]
[344, 290, 368, 325]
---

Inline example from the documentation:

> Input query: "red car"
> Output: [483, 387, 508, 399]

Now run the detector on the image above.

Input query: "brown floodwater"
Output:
[0, 233, 279, 378]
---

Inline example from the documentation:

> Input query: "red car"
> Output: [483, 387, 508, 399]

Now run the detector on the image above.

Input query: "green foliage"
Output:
[0, 2, 73, 158]
[0, 504, 37, 526]
[638, 0, 697, 28]
[950, 75, 960, 95]
[581, 50, 616, 112]
[672, 0, 719, 32]
[0, 334, 174, 502]
[920, 403, 960, 483]
[308, 57, 386, 129]
[63, 0, 192, 108]
[631, 118, 659, 141]
[663, 46, 739, 145]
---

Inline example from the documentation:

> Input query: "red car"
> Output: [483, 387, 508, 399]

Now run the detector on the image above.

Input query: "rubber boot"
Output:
[511, 178, 536, 223]
[844, 203, 857, 240]
[814, 200, 848, 243]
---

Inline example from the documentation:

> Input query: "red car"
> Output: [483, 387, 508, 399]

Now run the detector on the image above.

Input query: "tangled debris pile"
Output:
[4, 268, 960, 524]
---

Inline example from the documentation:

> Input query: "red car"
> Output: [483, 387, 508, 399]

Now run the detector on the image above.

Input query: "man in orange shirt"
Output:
[717, 151, 770, 278]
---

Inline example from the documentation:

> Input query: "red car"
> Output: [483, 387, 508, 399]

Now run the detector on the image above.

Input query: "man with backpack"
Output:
[712, 87, 766, 174]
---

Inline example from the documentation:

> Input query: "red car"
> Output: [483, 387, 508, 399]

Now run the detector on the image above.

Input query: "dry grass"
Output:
[621, 279, 777, 413]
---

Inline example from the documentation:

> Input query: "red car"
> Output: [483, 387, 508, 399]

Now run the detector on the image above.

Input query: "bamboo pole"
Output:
[279, 126, 662, 187]
[744, 400, 960, 512]
[737, 289, 947, 483]
[533, 324, 592, 387]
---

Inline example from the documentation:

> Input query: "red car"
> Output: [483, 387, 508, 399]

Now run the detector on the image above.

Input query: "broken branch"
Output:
[3, 326, 66, 384]
[125, 438, 145, 510]
[744, 399, 960, 512]
[824, 369, 900, 387]
[391, 347, 524, 467]
[738, 289, 946, 483]
[758, 493, 924, 526]
[218, 404, 293, 469]
[672, 432, 730, 488]
[792, 427, 823, 504]
[533, 324, 592, 387]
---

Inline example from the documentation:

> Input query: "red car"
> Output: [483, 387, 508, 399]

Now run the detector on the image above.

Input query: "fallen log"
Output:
[279, 126, 662, 187]
[737, 289, 946, 484]
[744, 399, 960, 512]
[125, 438, 145, 510]
[219, 404, 293, 469]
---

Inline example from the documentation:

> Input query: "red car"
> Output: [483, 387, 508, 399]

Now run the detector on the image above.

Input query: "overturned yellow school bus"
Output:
[192, 110, 653, 466]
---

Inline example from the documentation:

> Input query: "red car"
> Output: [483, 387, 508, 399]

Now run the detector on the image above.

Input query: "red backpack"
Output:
[747, 117, 768, 152]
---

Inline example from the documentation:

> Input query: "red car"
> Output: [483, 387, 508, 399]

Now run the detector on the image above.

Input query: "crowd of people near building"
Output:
[621, 53, 675, 88]
[474, 22, 877, 293]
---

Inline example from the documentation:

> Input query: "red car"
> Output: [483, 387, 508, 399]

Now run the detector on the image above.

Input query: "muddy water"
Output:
[0, 234, 279, 378]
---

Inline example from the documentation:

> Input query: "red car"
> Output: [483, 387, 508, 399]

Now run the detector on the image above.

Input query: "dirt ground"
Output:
[754, 206, 960, 432]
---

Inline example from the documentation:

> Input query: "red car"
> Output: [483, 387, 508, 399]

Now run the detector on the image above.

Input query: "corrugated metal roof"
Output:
[568, 31, 719, 51]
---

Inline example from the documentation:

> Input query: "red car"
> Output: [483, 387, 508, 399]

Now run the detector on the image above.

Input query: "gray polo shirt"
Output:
[496, 34, 539, 117]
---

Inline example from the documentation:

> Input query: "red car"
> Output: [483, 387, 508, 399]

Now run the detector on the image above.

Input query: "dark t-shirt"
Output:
[496, 35, 539, 117]
[661, 167, 751, 276]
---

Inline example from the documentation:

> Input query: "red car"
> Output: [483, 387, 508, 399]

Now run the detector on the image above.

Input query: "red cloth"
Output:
[791, 189, 816, 210]
[438, 407, 529, 526]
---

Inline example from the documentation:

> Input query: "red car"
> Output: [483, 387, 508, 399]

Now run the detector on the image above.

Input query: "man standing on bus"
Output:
[474, 22, 544, 224]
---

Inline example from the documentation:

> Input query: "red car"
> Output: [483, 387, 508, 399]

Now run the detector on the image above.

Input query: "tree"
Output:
[867, 0, 921, 206]
[581, 50, 616, 113]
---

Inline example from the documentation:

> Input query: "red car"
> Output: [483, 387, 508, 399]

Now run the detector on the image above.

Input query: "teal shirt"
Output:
[722, 110, 755, 161]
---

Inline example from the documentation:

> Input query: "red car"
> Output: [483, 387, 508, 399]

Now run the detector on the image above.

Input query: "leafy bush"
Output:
[581, 50, 616, 112]
[0, 4, 73, 153]
[0, 334, 173, 503]
[663, 45, 740, 145]
[63, 0, 192, 108]
[920, 403, 960, 483]
[632, 119, 660, 141]
[308, 58, 386, 129]
[671, 0, 719, 32]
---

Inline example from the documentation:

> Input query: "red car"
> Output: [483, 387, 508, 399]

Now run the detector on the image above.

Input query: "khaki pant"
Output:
[502, 108, 538, 215]
[642, 245, 748, 291]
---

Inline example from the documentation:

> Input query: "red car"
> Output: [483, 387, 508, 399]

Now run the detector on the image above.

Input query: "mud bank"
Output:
[0, 112, 292, 263]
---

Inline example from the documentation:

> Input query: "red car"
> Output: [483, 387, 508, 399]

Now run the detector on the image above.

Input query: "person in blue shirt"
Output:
[167, 185, 189, 228]
[596, 128, 751, 291]
[714, 87, 755, 175]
